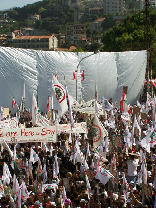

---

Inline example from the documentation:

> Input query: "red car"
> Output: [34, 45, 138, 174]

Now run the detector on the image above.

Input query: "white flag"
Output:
[42, 164, 47, 184]
[70, 140, 79, 162]
[13, 174, 20, 199]
[17, 188, 21, 208]
[93, 114, 108, 148]
[55, 154, 59, 175]
[52, 76, 67, 116]
[32, 92, 38, 125]
[63, 186, 67, 201]
[2, 162, 12, 185]
[95, 165, 113, 185]
[103, 97, 113, 111]
[21, 181, 29, 200]
[140, 130, 152, 153]
[20, 83, 25, 112]
[142, 162, 147, 184]
[53, 162, 57, 178]
[29, 148, 39, 164]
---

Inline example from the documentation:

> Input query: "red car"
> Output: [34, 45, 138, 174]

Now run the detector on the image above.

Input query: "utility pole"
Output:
[145, 0, 150, 94]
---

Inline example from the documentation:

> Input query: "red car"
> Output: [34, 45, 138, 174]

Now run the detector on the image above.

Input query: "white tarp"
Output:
[0, 47, 147, 112]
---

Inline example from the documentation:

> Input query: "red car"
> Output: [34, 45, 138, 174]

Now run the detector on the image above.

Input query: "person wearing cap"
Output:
[64, 198, 71, 208]
[79, 198, 86, 208]
[129, 181, 136, 191]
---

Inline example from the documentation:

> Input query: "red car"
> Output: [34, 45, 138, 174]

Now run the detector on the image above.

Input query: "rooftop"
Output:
[14, 35, 52, 40]
[94, 17, 105, 23]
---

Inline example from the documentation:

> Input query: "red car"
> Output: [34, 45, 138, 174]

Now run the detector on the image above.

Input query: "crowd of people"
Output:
[0, 96, 156, 208]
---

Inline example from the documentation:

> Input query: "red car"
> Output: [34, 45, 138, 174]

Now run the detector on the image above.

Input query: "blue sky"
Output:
[0, 0, 42, 11]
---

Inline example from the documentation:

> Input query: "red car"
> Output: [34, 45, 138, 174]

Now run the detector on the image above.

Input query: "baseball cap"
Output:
[64, 199, 71, 204]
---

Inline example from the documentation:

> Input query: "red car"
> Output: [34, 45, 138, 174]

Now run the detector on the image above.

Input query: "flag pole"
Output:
[51, 75, 54, 126]
[22, 83, 25, 112]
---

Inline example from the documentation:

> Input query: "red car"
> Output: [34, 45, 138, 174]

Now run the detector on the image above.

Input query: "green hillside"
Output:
[0, 0, 74, 34]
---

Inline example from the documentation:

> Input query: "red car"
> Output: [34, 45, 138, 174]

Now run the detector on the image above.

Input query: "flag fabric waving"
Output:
[20, 83, 25, 112]
[92, 114, 108, 148]
[103, 97, 113, 111]
[32, 92, 38, 126]
[47, 96, 50, 111]
[52, 76, 68, 116]
[12, 96, 16, 110]
[81, 70, 85, 81]
[120, 90, 129, 112]
[95, 164, 113, 185]
[72, 70, 76, 80]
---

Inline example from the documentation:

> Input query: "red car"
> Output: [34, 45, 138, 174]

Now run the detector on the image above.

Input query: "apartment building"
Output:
[61, 0, 71, 6]
[0, 37, 7, 46]
[74, 8, 85, 22]
[102, 0, 125, 14]
[90, 17, 105, 33]
[55, 34, 66, 47]
[27, 14, 41, 23]
[83, 0, 104, 9]
[13, 35, 58, 51]
[149, 0, 156, 8]
[66, 23, 87, 44]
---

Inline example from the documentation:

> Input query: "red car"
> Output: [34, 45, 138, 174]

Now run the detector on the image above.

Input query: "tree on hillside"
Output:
[100, 9, 156, 77]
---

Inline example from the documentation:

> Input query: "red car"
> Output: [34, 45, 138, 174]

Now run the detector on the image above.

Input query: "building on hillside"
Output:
[61, 0, 71, 6]
[113, 15, 126, 23]
[83, 0, 104, 9]
[90, 17, 105, 32]
[27, 14, 41, 23]
[0, 37, 7, 46]
[89, 7, 104, 15]
[0, 19, 8, 26]
[56, 45, 77, 51]
[55, 34, 66, 47]
[13, 35, 58, 51]
[13, 30, 21, 37]
[21, 28, 34, 36]
[149, 0, 156, 8]
[70, 0, 83, 8]
[19, 28, 45, 36]
[103, 0, 125, 14]
[7, 32, 15, 44]
[66, 23, 87, 44]
[138, 0, 144, 10]
[74, 8, 85, 22]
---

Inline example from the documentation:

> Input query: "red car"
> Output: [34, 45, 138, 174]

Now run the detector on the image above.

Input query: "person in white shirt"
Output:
[126, 153, 139, 183]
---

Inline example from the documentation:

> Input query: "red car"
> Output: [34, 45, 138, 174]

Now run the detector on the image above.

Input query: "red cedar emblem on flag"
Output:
[54, 85, 65, 103]
[12, 96, 16, 109]
[92, 124, 101, 143]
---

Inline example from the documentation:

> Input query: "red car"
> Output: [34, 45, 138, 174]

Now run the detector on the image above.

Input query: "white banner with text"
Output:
[0, 126, 57, 143]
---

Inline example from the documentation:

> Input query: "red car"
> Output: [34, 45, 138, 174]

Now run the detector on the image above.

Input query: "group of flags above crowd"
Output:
[6, 70, 156, 155]
[1, 71, 156, 207]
